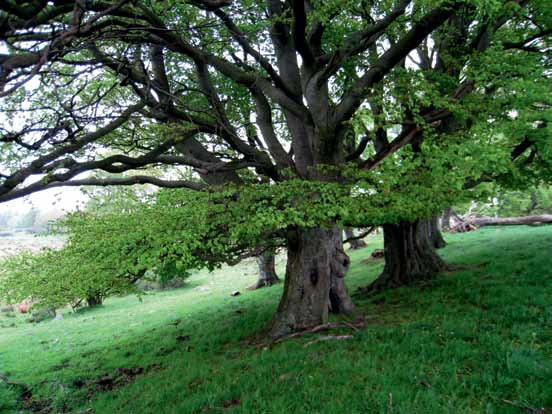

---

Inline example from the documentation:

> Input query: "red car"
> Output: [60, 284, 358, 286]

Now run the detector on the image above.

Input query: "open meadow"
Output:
[1, 226, 551, 414]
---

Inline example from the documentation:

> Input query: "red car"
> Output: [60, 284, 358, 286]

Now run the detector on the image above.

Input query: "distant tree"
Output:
[363, 1, 551, 292]
[15, 209, 38, 229]
[0, 211, 12, 229]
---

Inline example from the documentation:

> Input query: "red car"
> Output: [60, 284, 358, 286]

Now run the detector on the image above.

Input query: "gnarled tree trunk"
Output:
[441, 207, 452, 231]
[344, 227, 367, 250]
[425, 216, 447, 249]
[330, 227, 355, 315]
[249, 250, 280, 289]
[363, 219, 447, 293]
[269, 224, 354, 339]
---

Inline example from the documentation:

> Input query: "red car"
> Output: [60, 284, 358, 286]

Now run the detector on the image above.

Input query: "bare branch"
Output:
[335, 2, 460, 124]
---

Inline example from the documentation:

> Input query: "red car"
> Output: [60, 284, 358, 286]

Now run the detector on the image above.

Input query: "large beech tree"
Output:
[360, 1, 551, 291]
[1, 0, 550, 338]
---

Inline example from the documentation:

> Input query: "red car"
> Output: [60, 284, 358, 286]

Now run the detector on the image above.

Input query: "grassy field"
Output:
[1, 226, 551, 413]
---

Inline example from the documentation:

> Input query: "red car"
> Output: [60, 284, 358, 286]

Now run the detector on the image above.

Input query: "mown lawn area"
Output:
[1, 226, 551, 413]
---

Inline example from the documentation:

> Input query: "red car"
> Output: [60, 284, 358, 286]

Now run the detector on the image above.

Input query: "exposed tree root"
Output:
[260, 319, 365, 348]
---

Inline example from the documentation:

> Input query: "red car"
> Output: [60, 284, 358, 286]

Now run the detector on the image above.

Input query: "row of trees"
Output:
[0, 0, 550, 338]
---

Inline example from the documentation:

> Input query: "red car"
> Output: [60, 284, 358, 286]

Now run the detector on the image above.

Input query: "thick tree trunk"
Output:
[442, 207, 452, 231]
[344, 227, 367, 250]
[329, 227, 355, 315]
[249, 250, 280, 289]
[425, 216, 447, 249]
[363, 220, 447, 293]
[86, 294, 103, 307]
[269, 224, 354, 339]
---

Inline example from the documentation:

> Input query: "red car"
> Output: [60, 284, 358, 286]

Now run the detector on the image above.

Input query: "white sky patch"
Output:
[0, 187, 88, 214]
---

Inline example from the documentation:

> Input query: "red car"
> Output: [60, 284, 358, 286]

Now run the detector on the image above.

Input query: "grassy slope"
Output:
[1, 226, 551, 413]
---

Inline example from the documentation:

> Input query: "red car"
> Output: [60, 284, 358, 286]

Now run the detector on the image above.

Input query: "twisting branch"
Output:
[318, 0, 411, 79]
[0, 103, 145, 197]
[335, 2, 460, 124]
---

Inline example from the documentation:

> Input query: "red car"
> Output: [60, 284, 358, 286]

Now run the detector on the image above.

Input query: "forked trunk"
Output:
[344, 227, 367, 250]
[269, 224, 354, 339]
[249, 250, 280, 289]
[363, 219, 447, 293]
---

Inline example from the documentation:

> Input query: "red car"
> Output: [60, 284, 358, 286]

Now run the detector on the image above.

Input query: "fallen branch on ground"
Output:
[468, 214, 552, 227]
[0, 372, 28, 389]
[303, 334, 354, 347]
[500, 398, 549, 413]
[263, 319, 365, 347]
[449, 222, 478, 233]
[450, 214, 552, 232]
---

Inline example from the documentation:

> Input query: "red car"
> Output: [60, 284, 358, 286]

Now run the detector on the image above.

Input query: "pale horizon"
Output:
[0, 187, 88, 214]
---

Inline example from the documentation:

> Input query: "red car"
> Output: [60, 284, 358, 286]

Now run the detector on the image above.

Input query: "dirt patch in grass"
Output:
[13, 363, 163, 414]
[85, 363, 162, 396]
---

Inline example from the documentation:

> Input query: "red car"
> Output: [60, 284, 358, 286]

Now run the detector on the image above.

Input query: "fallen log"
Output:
[449, 222, 478, 233]
[467, 214, 552, 227]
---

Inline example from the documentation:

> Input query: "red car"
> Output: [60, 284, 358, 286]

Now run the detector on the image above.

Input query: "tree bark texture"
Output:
[250, 250, 280, 289]
[330, 227, 355, 315]
[269, 224, 354, 339]
[344, 227, 367, 250]
[363, 220, 447, 293]
[425, 216, 447, 249]
[441, 207, 452, 231]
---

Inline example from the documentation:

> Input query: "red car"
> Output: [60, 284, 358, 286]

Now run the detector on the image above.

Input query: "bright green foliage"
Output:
[1, 226, 551, 413]
[0, 186, 186, 309]
[0, 247, 140, 309]
[0, 150, 490, 307]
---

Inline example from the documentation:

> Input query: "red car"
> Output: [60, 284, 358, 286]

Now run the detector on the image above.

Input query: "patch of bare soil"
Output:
[8, 363, 162, 414]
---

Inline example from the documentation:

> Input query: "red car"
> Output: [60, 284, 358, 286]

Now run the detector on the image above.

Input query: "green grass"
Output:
[1, 226, 551, 413]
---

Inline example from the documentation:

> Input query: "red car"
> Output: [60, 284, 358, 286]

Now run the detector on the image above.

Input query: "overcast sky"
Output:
[0, 187, 87, 213]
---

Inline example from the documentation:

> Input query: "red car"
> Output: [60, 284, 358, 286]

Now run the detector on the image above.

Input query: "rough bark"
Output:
[466, 214, 552, 227]
[362, 220, 447, 293]
[426, 216, 447, 249]
[249, 250, 280, 289]
[442, 207, 452, 231]
[269, 224, 354, 339]
[329, 227, 355, 315]
[344, 227, 367, 250]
